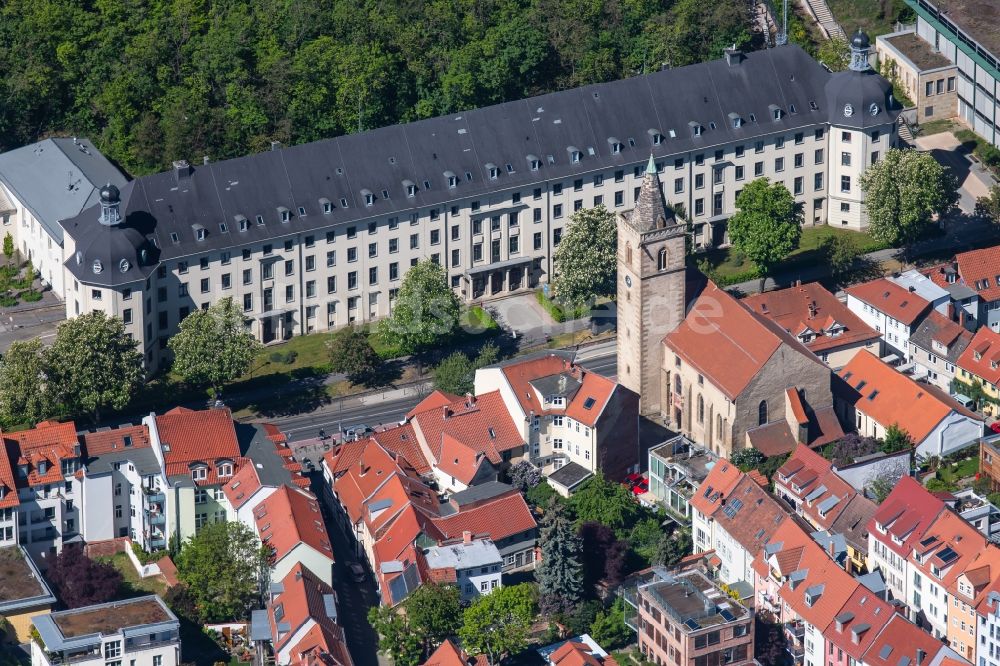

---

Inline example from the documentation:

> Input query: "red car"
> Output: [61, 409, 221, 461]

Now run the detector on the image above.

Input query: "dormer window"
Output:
[38, 460, 48, 475]
[652, 133, 663, 145]
[237, 215, 249, 232]
[195, 226, 207, 241]
[688, 121, 702, 137]
[445, 172, 457, 188]
[770, 105, 783, 121]
[505, 164, 514, 174]
[608, 138, 623, 154]
[528, 156, 540, 171]
[17, 464, 28, 479]
[191, 466, 207, 481]
[279, 207, 291, 222]
[487, 164, 499, 180]
[404, 181, 416, 198]
[256, 215, 265, 226]
[322, 199, 333, 214]
[298, 206, 306, 217]
[217, 462, 233, 477]
[569, 148, 582, 163]
[362, 190, 374, 207]
[340, 198, 349, 208]
[730, 113, 742, 128]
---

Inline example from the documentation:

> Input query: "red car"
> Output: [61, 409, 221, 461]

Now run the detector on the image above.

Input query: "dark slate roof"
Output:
[84, 445, 161, 477]
[824, 68, 902, 130]
[908, 310, 973, 363]
[237, 422, 294, 489]
[547, 462, 593, 491]
[0, 138, 127, 244]
[61, 45, 837, 286]
[448, 481, 515, 506]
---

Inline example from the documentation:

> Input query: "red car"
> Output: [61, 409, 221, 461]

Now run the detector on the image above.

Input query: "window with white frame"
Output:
[191, 466, 207, 481]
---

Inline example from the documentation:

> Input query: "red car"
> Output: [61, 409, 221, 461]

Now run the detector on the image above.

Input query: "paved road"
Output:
[275, 340, 618, 442]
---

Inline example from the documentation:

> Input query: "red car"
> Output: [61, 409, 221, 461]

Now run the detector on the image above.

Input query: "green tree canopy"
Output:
[327, 326, 380, 383]
[377, 260, 460, 355]
[569, 472, 640, 533]
[459, 583, 538, 665]
[174, 521, 268, 623]
[822, 233, 861, 280]
[976, 185, 1000, 223]
[368, 583, 462, 664]
[727, 178, 802, 283]
[552, 205, 617, 306]
[536, 500, 584, 616]
[589, 597, 635, 650]
[860, 148, 958, 248]
[433, 342, 501, 395]
[168, 297, 262, 397]
[0, 338, 51, 427]
[368, 605, 423, 666]
[45, 312, 143, 422]
[817, 37, 850, 71]
[2, 233, 12, 263]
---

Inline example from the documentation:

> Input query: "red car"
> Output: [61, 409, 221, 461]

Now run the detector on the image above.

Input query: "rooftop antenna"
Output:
[776, 0, 789, 46]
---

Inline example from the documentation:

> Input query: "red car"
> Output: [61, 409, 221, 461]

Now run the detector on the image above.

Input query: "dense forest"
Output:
[0, 0, 754, 176]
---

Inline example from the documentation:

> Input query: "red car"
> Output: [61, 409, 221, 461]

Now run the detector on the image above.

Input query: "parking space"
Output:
[0, 302, 64, 353]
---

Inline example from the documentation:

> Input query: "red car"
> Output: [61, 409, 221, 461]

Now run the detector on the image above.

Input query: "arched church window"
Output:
[657, 248, 667, 271]
[626, 243, 633, 266]
[758, 400, 768, 426]
[697, 395, 704, 424]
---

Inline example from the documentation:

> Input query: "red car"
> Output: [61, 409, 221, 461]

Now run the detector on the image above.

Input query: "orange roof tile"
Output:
[423, 638, 487, 666]
[411, 391, 522, 466]
[861, 614, 944, 666]
[869, 476, 945, 559]
[839, 351, 977, 443]
[745, 282, 881, 353]
[81, 425, 150, 455]
[155, 407, 241, 466]
[334, 440, 421, 528]
[269, 563, 350, 665]
[222, 461, 265, 510]
[255, 486, 333, 567]
[550, 641, 603, 666]
[432, 491, 536, 543]
[0, 437, 18, 509]
[954, 246, 1000, 302]
[779, 530, 859, 632]
[822, 586, 898, 661]
[908, 509, 986, 591]
[2, 420, 80, 488]
[710, 476, 787, 553]
[498, 352, 578, 419]
[564, 371, 617, 428]
[786, 388, 808, 425]
[957, 326, 1000, 386]
[845, 278, 932, 326]
[665, 282, 821, 400]
[689, 458, 744, 517]
[436, 433, 492, 485]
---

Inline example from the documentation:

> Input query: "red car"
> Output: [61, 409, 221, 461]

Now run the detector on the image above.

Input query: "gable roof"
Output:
[155, 407, 241, 466]
[869, 476, 946, 558]
[3, 420, 80, 488]
[436, 434, 493, 486]
[410, 391, 523, 467]
[846, 278, 932, 326]
[822, 585, 898, 662]
[407, 391, 463, 420]
[82, 424, 150, 456]
[861, 614, 945, 666]
[432, 491, 536, 543]
[268, 563, 351, 666]
[550, 641, 603, 666]
[255, 486, 333, 569]
[744, 282, 880, 354]
[423, 638, 487, 666]
[664, 282, 823, 400]
[689, 459, 744, 517]
[953, 246, 1000, 303]
[710, 475, 788, 554]
[909, 310, 973, 362]
[957, 325, 1000, 386]
[838, 351, 977, 443]
[908, 508, 986, 592]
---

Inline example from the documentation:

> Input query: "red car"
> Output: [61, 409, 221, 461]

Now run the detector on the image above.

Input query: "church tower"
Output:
[617, 156, 687, 415]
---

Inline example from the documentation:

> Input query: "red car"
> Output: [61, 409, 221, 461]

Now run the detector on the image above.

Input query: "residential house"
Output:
[837, 351, 983, 459]
[631, 568, 754, 666]
[539, 636, 617, 666]
[859, 613, 967, 666]
[408, 391, 521, 494]
[30, 595, 180, 666]
[474, 351, 639, 480]
[79, 425, 164, 551]
[689, 459, 745, 566]
[743, 281, 881, 367]
[921, 249, 1000, 330]
[821, 585, 899, 666]
[663, 281, 845, 459]
[647, 436, 715, 520]
[255, 485, 334, 587]
[955, 326, 1000, 416]
[868, 476, 946, 603]
[908, 309, 973, 390]
[145, 407, 245, 546]
[889, 269, 952, 316]
[976, 578, 1000, 666]
[423, 535, 503, 602]
[0, 436, 18, 548]
[845, 277, 933, 361]
[0, 545, 56, 642]
[256, 563, 352, 666]
[423, 639, 487, 666]
[3, 420, 84, 564]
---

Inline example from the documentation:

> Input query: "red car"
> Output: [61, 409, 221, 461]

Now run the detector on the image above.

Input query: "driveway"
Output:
[914, 131, 996, 213]
[485, 291, 613, 347]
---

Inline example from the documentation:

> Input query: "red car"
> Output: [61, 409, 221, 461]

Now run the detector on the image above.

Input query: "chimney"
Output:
[960, 310, 967, 327]
[909, 285, 916, 292]
[442, 406, 450, 420]
[724, 46, 744, 66]
[808, 301, 817, 318]
[947, 302, 955, 321]
[463, 530, 472, 545]
[271, 140, 282, 151]
[203, 155, 210, 165]
[172, 159, 191, 182]
[295, 569, 302, 580]
[465, 392, 475, 407]
[916, 649, 926, 665]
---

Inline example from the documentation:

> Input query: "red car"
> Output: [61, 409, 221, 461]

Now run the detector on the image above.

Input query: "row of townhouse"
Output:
[0, 406, 303, 567]
[320, 429, 537, 605]
[685, 453, 972, 666]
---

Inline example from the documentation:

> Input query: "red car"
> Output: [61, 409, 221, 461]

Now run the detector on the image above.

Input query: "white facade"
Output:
[424, 539, 503, 602]
[907, 562, 950, 639]
[3, 182, 68, 296]
[690, 505, 754, 586]
[846, 293, 918, 361]
[869, 525, 914, 604]
[16, 473, 82, 565]
[979, 592, 1000, 666]
[272, 543, 335, 589]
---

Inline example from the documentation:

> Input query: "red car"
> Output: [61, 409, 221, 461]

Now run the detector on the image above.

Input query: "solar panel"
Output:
[938, 546, 958, 563]
[685, 619, 701, 631]
[879, 645, 893, 659]
[719, 609, 735, 622]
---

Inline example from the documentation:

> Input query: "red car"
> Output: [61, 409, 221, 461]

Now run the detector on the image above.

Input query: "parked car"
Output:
[348, 563, 366, 582]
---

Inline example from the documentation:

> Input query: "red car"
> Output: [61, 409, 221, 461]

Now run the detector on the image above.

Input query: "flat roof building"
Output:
[0, 544, 56, 642]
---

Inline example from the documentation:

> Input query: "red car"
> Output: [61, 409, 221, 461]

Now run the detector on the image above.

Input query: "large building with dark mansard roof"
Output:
[50, 35, 900, 371]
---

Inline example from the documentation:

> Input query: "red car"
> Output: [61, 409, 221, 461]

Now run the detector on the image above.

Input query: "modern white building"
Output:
[30, 595, 180, 666]
[29, 36, 899, 372]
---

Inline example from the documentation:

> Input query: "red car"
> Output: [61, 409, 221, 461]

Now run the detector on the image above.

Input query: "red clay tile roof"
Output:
[0, 438, 18, 509]
[564, 371, 617, 428]
[710, 476, 788, 554]
[255, 486, 333, 568]
[222, 461, 264, 510]
[861, 614, 944, 666]
[786, 389, 808, 425]
[957, 326, 1000, 386]
[411, 391, 523, 467]
[436, 434, 492, 485]
[269, 563, 350, 666]
[822, 585, 898, 661]
[745, 405, 845, 457]
[423, 638, 487, 666]
[665, 282, 822, 400]
[845, 279, 932, 326]
[334, 440, 422, 528]
[954, 246, 1000, 302]
[550, 641, 603, 666]
[82, 425, 150, 455]
[908, 509, 986, 591]
[779, 531, 859, 633]
[498, 353, 578, 419]
[371, 424, 431, 475]
[367, 473, 440, 538]
[839, 350, 976, 443]
[432, 491, 536, 543]
[689, 459, 743, 517]
[407, 391, 464, 419]
[869, 476, 945, 559]
[745, 282, 881, 354]
[776, 445, 858, 530]
[155, 407, 241, 466]
[2, 420, 80, 488]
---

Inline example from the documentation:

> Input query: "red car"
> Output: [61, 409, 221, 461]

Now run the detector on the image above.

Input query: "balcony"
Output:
[149, 512, 165, 526]
[784, 621, 805, 640]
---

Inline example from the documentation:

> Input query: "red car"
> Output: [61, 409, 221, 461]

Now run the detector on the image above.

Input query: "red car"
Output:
[990, 422, 1000, 434]
[625, 472, 642, 484]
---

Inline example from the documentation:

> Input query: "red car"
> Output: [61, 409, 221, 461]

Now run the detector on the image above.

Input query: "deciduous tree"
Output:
[327, 326, 380, 383]
[727, 179, 802, 288]
[368, 604, 423, 666]
[861, 148, 958, 251]
[976, 185, 1000, 223]
[0, 338, 51, 426]
[569, 472, 639, 533]
[46, 547, 122, 609]
[459, 583, 537, 665]
[174, 521, 268, 622]
[822, 234, 861, 280]
[377, 260, 460, 355]
[590, 598, 634, 650]
[432, 342, 501, 395]
[817, 37, 850, 71]
[168, 297, 261, 397]
[654, 526, 693, 567]
[45, 312, 143, 422]
[552, 205, 617, 306]
[368, 583, 462, 664]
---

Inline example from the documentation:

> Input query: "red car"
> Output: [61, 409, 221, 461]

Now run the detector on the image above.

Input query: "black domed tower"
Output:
[98, 182, 122, 226]
[849, 30, 871, 71]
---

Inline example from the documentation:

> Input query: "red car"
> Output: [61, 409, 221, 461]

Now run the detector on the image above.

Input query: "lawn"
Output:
[826, 0, 912, 37]
[0, 259, 41, 308]
[98, 552, 167, 598]
[937, 456, 979, 486]
[695, 226, 885, 285]
[916, 118, 962, 136]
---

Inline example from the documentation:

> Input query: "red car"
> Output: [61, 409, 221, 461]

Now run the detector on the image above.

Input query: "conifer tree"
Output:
[535, 499, 584, 616]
